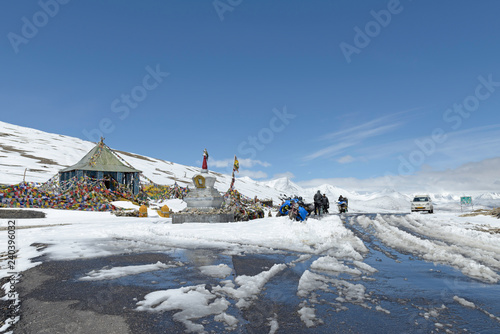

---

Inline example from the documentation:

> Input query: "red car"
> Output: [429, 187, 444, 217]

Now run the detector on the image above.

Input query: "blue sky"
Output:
[2, 0, 500, 189]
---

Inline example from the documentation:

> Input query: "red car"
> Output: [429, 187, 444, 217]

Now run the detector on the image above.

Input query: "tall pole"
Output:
[230, 155, 236, 189]
[230, 168, 235, 189]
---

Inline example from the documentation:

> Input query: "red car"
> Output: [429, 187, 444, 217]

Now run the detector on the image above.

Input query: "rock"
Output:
[0, 209, 46, 219]
[112, 210, 139, 217]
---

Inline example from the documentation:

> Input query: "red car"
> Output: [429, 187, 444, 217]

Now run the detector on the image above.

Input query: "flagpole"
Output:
[230, 155, 239, 190]
[230, 155, 236, 189]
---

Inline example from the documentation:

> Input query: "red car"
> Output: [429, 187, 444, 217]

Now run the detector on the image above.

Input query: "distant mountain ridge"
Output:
[1, 121, 498, 210]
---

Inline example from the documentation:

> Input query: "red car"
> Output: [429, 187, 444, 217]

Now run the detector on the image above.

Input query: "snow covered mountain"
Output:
[1, 121, 499, 211]
[264, 177, 305, 198]
[0, 121, 282, 201]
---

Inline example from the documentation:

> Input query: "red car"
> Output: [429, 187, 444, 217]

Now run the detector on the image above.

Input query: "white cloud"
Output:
[303, 109, 413, 161]
[304, 123, 402, 161]
[272, 171, 295, 179]
[318, 123, 500, 174]
[337, 155, 355, 164]
[210, 159, 233, 168]
[297, 156, 500, 193]
[303, 142, 353, 161]
[210, 158, 271, 169]
[320, 108, 420, 141]
[367, 123, 500, 172]
[239, 170, 268, 179]
[238, 158, 271, 168]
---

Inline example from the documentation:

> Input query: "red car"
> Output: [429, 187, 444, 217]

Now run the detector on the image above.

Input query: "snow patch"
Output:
[267, 313, 279, 334]
[199, 264, 232, 279]
[375, 305, 391, 314]
[298, 304, 323, 327]
[214, 263, 287, 309]
[214, 312, 238, 331]
[136, 284, 230, 333]
[310, 256, 362, 276]
[453, 296, 476, 309]
[78, 261, 180, 281]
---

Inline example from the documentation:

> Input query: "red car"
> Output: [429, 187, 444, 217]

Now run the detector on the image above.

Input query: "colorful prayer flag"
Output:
[233, 156, 239, 172]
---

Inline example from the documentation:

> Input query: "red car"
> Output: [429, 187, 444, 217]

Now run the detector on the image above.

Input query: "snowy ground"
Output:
[1, 205, 500, 333]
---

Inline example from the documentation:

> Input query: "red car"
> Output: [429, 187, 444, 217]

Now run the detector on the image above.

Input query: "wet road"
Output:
[9, 213, 500, 333]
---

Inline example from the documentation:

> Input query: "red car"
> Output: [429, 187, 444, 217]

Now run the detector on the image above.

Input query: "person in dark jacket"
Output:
[338, 195, 348, 204]
[322, 194, 329, 214]
[314, 190, 322, 216]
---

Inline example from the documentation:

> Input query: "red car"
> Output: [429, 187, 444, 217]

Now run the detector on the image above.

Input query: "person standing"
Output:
[322, 194, 329, 214]
[314, 190, 322, 216]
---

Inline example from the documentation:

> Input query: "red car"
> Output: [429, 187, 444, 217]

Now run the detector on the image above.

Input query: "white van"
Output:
[411, 195, 434, 213]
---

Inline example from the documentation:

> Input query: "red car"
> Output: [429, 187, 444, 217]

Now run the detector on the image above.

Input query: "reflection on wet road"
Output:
[16, 213, 500, 333]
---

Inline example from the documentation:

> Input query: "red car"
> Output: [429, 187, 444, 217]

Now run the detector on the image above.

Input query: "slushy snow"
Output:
[78, 261, 182, 281]
[1, 203, 500, 332]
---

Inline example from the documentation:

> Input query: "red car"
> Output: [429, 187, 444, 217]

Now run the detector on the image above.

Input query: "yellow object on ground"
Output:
[139, 204, 148, 217]
[157, 204, 170, 218]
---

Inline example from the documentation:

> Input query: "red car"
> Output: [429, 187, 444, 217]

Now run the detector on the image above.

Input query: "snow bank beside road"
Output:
[116, 214, 364, 256]
[352, 213, 500, 283]
[2, 209, 499, 284]
[0, 211, 358, 280]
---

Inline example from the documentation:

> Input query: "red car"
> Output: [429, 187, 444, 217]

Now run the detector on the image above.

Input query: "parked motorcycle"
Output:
[276, 198, 293, 217]
[288, 201, 308, 221]
[277, 196, 313, 221]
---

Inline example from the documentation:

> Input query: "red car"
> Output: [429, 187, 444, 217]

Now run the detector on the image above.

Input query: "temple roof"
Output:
[60, 140, 140, 173]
